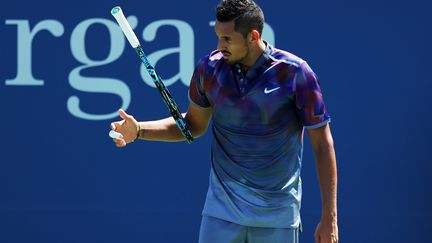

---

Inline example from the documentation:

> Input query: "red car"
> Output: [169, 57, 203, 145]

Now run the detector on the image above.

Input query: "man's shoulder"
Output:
[195, 50, 223, 70]
[209, 50, 223, 61]
[268, 46, 306, 68]
[208, 50, 224, 68]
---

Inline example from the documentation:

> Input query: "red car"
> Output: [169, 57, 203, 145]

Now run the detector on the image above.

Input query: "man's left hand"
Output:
[314, 218, 338, 243]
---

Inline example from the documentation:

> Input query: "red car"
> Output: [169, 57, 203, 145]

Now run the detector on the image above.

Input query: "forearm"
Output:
[314, 141, 338, 221]
[137, 116, 186, 142]
[135, 105, 211, 142]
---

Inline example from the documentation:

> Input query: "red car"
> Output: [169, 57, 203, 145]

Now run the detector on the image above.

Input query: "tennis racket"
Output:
[111, 6, 193, 143]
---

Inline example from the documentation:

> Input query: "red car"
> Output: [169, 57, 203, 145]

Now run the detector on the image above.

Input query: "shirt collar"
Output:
[242, 41, 272, 80]
[251, 41, 272, 69]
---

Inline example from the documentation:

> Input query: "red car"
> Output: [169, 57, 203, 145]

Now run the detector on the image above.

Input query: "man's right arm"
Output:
[110, 104, 212, 147]
[137, 104, 212, 142]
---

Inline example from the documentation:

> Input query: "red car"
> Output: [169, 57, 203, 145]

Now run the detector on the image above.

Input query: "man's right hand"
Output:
[110, 109, 139, 147]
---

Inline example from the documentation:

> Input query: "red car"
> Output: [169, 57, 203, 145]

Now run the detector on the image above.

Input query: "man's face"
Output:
[215, 20, 250, 65]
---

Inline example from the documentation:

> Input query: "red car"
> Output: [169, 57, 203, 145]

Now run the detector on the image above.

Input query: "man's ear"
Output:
[249, 30, 261, 43]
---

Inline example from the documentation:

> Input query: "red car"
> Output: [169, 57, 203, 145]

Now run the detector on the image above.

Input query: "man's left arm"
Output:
[307, 123, 339, 243]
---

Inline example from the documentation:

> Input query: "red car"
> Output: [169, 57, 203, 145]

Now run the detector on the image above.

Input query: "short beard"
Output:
[226, 40, 250, 65]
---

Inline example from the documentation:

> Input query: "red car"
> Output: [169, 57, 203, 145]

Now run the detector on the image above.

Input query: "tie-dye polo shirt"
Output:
[188, 43, 330, 228]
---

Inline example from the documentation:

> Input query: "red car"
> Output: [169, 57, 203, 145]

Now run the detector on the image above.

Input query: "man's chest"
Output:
[204, 70, 298, 132]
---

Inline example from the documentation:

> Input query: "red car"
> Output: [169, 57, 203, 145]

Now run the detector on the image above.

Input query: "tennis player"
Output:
[110, 0, 338, 242]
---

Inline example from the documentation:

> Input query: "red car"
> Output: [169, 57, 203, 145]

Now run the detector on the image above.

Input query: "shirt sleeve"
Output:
[188, 57, 211, 108]
[294, 62, 331, 129]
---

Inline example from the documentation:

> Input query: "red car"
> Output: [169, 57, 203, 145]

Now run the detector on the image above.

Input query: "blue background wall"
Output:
[1, 0, 431, 242]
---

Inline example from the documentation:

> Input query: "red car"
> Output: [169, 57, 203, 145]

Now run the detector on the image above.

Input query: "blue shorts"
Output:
[198, 216, 300, 243]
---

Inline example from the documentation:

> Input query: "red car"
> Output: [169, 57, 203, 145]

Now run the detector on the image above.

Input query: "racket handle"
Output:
[111, 6, 140, 48]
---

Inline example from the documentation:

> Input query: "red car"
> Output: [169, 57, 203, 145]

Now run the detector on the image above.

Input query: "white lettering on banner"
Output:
[141, 20, 195, 87]
[4, 17, 276, 120]
[68, 17, 131, 120]
[263, 24, 275, 46]
[5, 20, 64, 86]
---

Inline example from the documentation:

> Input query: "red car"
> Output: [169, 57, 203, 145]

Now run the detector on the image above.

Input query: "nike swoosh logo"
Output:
[264, 87, 281, 94]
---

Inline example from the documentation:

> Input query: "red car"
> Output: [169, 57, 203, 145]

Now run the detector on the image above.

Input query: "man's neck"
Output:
[241, 40, 266, 68]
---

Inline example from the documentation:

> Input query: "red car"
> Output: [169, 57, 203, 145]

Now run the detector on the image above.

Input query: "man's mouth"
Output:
[222, 51, 231, 57]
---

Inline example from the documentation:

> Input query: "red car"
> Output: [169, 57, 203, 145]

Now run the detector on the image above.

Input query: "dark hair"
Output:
[216, 0, 265, 37]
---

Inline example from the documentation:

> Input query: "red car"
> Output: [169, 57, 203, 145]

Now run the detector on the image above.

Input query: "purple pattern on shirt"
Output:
[189, 43, 330, 228]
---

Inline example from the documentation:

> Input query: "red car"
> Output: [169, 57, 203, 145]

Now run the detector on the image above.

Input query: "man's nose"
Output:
[217, 40, 226, 52]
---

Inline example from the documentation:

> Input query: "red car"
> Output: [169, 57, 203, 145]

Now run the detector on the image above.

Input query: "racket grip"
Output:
[111, 6, 140, 48]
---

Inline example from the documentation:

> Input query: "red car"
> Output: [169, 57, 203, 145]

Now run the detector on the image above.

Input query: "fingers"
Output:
[118, 109, 132, 120]
[113, 138, 127, 147]
[314, 226, 319, 243]
[331, 233, 338, 243]
[111, 120, 124, 131]
[110, 109, 134, 148]
[110, 122, 116, 130]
